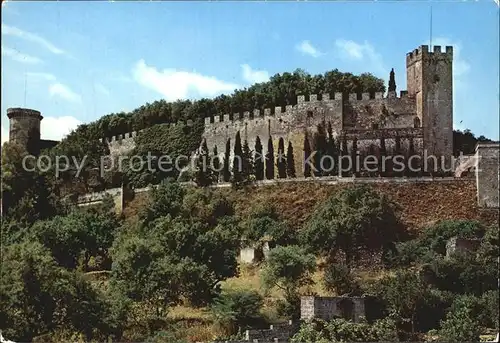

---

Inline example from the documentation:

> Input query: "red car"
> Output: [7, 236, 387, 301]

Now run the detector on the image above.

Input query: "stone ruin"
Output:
[446, 236, 481, 258]
[300, 296, 367, 323]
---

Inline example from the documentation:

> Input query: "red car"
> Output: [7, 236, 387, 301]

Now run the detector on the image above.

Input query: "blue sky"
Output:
[1, 1, 499, 144]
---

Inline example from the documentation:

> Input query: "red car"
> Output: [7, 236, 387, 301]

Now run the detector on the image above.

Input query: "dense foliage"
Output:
[58, 69, 385, 140]
[291, 318, 399, 342]
[301, 185, 402, 265]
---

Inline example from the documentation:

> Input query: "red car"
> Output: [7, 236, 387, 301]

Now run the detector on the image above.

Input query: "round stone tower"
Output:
[7, 107, 43, 155]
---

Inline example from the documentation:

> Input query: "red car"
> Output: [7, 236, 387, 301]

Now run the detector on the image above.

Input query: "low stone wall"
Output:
[208, 321, 299, 343]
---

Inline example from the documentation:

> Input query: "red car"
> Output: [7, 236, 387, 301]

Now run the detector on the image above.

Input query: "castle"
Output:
[6, 44, 453, 175]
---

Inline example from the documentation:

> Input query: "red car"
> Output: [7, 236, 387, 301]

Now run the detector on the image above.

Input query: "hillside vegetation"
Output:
[1, 67, 497, 343]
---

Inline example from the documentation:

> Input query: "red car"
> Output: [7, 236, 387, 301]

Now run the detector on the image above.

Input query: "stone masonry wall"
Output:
[475, 143, 499, 208]
[200, 93, 418, 178]
[300, 296, 366, 323]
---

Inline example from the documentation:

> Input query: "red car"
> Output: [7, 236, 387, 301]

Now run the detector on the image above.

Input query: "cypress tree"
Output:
[277, 137, 287, 179]
[212, 145, 220, 183]
[265, 136, 275, 180]
[394, 135, 403, 177]
[313, 123, 328, 176]
[388, 68, 397, 93]
[367, 144, 377, 177]
[351, 137, 359, 177]
[406, 137, 418, 176]
[340, 135, 349, 177]
[242, 139, 254, 184]
[232, 131, 243, 184]
[304, 134, 312, 178]
[326, 121, 338, 176]
[194, 139, 212, 187]
[286, 141, 296, 178]
[223, 138, 231, 182]
[379, 134, 387, 177]
[254, 136, 264, 181]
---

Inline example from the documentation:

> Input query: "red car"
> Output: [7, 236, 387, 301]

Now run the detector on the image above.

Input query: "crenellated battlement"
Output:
[203, 91, 412, 127]
[406, 45, 453, 66]
[99, 121, 192, 143]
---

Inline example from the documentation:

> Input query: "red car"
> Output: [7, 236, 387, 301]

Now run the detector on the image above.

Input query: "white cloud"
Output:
[241, 64, 270, 84]
[2, 24, 65, 55]
[132, 59, 240, 101]
[26, 72, 56, 81]
[95, 83, 110, 96]
[2, 45, 42, 64]
[41, 116, 81, 141]
[49, 83, 82, 103]
[296, 40, 322, 58]
[335, 39, 386, 75]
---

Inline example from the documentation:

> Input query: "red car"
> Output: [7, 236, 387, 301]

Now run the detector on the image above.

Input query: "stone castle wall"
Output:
[100, 92, 422, 178]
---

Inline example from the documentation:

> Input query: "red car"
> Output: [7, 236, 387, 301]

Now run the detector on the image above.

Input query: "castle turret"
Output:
[7, 108, 43, 155]
[406, 45, 453, 171]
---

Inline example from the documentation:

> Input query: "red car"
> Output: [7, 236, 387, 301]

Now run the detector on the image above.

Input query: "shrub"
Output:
[301, 185, 402, 265]
[291, 317, 398, 342]
[438, 295, 481, 342]
[323, 264, 360, 296]
[210, 289, 264, 335]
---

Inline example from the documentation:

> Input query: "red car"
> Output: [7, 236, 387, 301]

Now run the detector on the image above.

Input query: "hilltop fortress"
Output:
[5, 44, 499, 209]
[7, 44, 453, 172]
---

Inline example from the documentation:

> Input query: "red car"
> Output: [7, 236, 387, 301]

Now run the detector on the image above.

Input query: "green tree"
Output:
[1, 142, 61, 225]
[376, 269, 430, 333]
[303, 134, 312, 178]
[27, 208, 119, 270]
[326, 121, 338, 176]
[302, 185, 401, 265]
[254, 136, 264, 180]
[351, 137, 359, 177]
[388, 68, 396, 92]
[241, 139, 254, 185]
[210, 289, 264, 336]
[291, 317, 398, 343]
[265, 136, 275, 180]
[286, 141, 296, 178]
[139, 180, 186, 225]
[232, 131, 243, 185]
[277, 137, 287, 178]
[193, 139, 213, 187]
[340, 135, 349, 177]
[261, 245, 316, 302]
[212, 145, 220, 183]
[438, 296, 481, 342]
[0, 241, 115, 342]
[223, 139, 231, 182]
[323, 264, 360, 296]
[312, 122, 328, 176]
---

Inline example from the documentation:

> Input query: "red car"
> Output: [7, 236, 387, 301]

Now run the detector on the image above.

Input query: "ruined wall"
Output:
[301, 296, 366, 323]
[245, 320, 300, 342]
